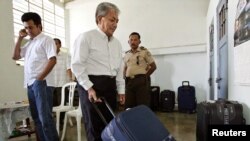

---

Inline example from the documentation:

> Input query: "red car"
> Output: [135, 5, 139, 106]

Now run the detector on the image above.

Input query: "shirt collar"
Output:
[30, 32, 43, 41]
[96, 28, 114, 41]
[129, 48, 140, 54]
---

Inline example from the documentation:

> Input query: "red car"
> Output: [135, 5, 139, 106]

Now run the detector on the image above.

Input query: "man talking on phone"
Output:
[12, 12, 59, 141]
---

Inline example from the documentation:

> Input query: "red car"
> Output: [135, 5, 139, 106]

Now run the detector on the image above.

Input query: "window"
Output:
[218, 4, 227, 40]
[13, 0, 65, 65]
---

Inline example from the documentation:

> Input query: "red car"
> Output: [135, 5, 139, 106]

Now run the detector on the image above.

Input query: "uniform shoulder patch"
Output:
[140, 46, 147, 50]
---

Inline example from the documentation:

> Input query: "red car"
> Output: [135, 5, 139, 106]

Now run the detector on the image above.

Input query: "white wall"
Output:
[0, 0, 27, 102]
[66, 0, 209, 51]
[151, 53, 207, 102]
[66, 0, 209, 103]
[207, 0, 250, 123]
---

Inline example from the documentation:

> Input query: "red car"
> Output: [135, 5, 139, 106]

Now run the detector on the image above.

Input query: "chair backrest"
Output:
[60, 82, 77, 107]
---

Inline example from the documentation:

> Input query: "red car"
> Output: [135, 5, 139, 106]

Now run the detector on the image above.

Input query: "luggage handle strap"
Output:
[92, 97, 116, 125]
[182, 81, 190, 86]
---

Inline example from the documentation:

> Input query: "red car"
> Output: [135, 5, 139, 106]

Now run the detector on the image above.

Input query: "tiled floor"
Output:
[9, 110, 197, 141]
[157, 111, 196, 141]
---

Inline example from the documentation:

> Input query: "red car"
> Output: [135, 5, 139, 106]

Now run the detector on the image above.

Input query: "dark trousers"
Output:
[52, 87, 69, 124]
[77, 75, 117, 141]
[125, 74, 150, 109]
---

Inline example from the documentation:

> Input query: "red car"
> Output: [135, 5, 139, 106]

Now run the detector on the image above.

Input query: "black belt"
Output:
[89, 75, 116, 79]
[126, 74, 146, 80]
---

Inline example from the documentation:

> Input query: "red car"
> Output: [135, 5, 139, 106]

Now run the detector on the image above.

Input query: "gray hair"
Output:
[95, 2, 120, 24]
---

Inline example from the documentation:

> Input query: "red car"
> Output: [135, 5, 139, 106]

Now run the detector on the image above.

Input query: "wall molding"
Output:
[148, 43, 206, 56]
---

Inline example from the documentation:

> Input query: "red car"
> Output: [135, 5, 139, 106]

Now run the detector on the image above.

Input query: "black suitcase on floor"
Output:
[196, 99, 245, 141]
[150, 86, 160, 111]
[160, 90, 175, 112]
[177, 81, 197, 113]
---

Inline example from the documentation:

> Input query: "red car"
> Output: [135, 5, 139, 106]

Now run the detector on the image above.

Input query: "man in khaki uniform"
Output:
[123, 32, 157, 109]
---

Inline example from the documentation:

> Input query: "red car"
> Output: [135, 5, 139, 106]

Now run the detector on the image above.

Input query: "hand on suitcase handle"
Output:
[88, 87, 102, 102]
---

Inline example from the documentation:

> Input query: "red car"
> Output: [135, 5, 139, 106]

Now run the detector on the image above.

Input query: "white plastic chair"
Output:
[61, 100, 82, 141]
[52, 82, 77, 134]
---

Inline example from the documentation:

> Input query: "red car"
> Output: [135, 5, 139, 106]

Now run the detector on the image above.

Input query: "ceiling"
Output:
[60, 0, 74, 4]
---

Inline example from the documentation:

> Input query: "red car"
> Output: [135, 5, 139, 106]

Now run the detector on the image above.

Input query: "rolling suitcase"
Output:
[196, 99, 245, 141]
[177, 81, 197, 113]
[150, 86, 160, 111]
[93, 98, 176, 141]
[160, 90, 175, 112]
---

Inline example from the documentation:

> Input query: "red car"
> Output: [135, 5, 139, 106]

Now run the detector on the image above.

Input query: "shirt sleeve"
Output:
[20, 42, 29, 58]
[145, 50, 155, 64]
[44, 37, 57, 59]
[71, 33, 93, 90]
[116, 43, 125, 94]
[66, 53, 71, 70]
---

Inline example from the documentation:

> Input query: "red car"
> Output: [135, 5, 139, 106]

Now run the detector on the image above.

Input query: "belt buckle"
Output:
[130, 76, 135, 79]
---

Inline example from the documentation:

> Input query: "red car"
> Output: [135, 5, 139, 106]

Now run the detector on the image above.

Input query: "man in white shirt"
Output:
[71, 2, 125, 141]
[51, 38, 72, 105]
[12, 12, 59, 141]
[50, 38, 73, 126]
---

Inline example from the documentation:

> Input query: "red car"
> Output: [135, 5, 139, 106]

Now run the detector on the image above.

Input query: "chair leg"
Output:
[56, 112, 60, 134]
[69, 117, 73, 127]
[76, 116, 81, 141]
[61, 114, 68, 141]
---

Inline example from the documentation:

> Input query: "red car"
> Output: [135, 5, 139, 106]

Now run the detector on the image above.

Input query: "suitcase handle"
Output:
[216, 98, 239, 104]
[92, 97, 116, 125]
[182, 81, 190, 86]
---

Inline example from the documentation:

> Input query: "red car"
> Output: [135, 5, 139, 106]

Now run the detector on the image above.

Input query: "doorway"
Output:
[216, 0, 228, 99]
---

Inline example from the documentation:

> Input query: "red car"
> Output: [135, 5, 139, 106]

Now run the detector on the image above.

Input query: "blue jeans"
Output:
[27, 80, 59, 141]
[47, 86, 55, 112]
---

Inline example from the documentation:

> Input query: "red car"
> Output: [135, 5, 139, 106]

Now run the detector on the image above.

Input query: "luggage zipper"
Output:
[224, 106, 229, 124]
[115, 116, 136, 141]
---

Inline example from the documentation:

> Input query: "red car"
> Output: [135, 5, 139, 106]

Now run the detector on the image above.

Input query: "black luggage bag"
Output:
[177, 81, 197, 113]
[196, 99, 245, 141]
[150, 86, 160, 111]
[160, 90, 175, 112]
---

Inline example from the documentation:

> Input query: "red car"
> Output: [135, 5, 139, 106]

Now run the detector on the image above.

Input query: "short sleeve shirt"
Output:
[20, 33, 57, 87]
[124, 46, 154, 77]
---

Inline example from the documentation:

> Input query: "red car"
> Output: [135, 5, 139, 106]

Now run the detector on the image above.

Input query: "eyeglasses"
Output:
[136, 56, 139, 65]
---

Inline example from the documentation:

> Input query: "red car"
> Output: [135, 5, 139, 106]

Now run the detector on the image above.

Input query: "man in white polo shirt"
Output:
[12, 12, 59, 141]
